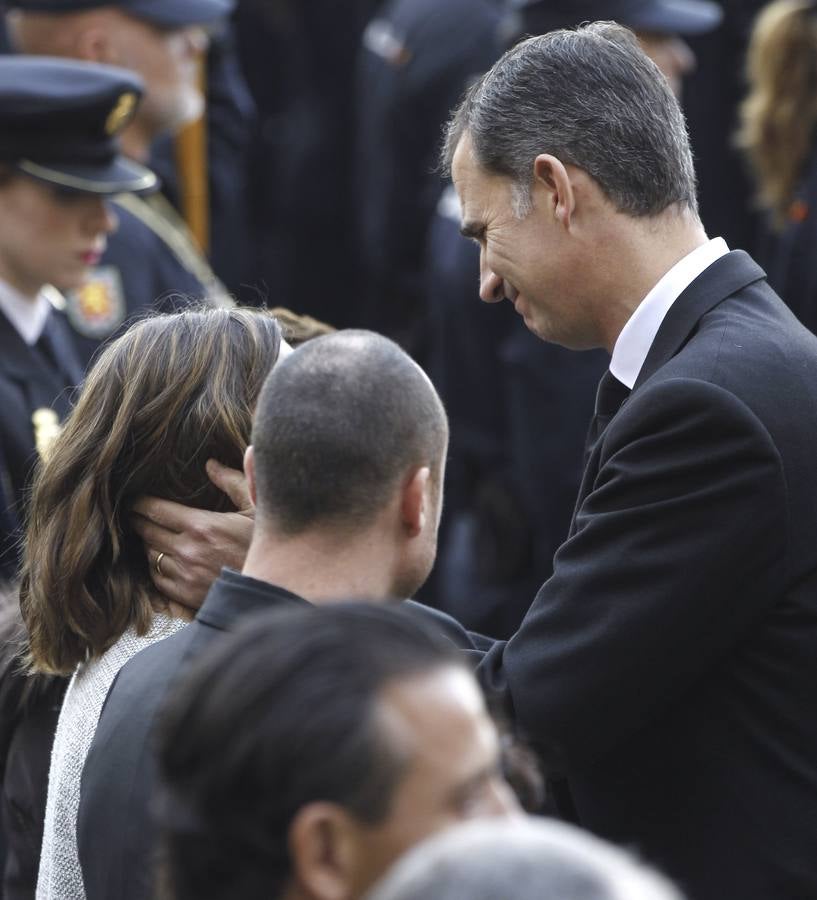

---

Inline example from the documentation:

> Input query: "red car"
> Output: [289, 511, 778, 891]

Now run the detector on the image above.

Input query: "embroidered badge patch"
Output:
[65, 266, 126, 339]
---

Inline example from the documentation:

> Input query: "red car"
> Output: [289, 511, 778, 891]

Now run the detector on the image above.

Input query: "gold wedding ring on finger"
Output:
[155, 551, 166, 577]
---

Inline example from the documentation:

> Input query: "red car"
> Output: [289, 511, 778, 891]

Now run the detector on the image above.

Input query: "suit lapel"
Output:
[633, 250, 765, 390]
[568, 251, 766, 537]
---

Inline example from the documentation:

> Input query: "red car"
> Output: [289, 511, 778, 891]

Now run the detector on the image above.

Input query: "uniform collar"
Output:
[610, 237, 730, 389]
[0, 279, 53, 346]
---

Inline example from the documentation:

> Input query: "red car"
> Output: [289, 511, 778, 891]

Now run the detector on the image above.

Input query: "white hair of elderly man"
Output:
[364, 817, 685, 900]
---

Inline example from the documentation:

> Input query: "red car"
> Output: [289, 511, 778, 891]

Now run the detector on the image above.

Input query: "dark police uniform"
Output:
[0, 298, 84, 581]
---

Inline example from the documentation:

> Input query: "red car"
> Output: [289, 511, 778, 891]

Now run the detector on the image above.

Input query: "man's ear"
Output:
[288, 803, 360, 900]
[400, 466, 431, 539]
[244, 445, 258, 509]
[533, 153, 575, 228]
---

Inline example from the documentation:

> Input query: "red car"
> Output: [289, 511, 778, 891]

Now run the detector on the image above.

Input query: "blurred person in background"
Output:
[428, 0, 722, 637]
[0, 56, 155, 585]
[365, 818, 684, 900]
[155, 604, 520, 900]
[149, 15, 257, 301]
[683, 0, 768, 255]
[354, 0, 503, 349]
[20, 307, 282, 900]
[6, 0, 234, 367]
[76, 330, 459, 900]
[737, 0, 817, 335]
[233, 0, 380, 327]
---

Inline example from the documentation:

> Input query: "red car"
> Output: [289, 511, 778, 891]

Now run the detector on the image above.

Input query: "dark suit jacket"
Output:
[77, 570, 306, 900]
[77, 569, 471, 900]
[474, 251, 817, 899]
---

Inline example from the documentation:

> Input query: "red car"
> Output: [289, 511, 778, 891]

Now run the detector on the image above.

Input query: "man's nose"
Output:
[479, 257, 504, 303]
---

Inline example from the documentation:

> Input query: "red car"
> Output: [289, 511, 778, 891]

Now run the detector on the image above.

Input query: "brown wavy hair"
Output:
[737, 0, 817, 228]
[20, 307, 282, 675]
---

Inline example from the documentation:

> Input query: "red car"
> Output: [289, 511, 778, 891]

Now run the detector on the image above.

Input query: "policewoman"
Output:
[0, 55, 156, 581]
[6, 0, 236, 367]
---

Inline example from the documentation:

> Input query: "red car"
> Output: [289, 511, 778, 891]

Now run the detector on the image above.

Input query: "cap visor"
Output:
[16, 157, 158, 196]
[126, 0, 233, 27]
[627, 0, 723, 35]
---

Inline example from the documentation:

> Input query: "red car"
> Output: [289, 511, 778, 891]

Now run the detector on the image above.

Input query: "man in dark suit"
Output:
[77, 330, 466, 900]
[443, 20, 817, 900]
[110, 20, 817, 897]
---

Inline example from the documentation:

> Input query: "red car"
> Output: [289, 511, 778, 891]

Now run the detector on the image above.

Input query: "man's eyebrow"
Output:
[460, 220, 485, 240]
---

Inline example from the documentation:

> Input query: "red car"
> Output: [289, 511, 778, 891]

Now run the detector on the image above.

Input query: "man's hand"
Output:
[133, 460, 254, 611]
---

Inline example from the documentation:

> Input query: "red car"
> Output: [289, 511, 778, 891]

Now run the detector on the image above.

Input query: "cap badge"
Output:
[105, 91, 138, 135]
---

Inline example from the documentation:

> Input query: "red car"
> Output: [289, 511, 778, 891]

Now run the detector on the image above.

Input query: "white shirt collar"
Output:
[0, 279, 52, 346]
[610, 237, 730, 389]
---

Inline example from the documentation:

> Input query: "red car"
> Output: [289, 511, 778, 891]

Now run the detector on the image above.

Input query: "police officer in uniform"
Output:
[6, 0, 234, 367]
[355, 0, 502, 348]
[0, 56, 157, 583]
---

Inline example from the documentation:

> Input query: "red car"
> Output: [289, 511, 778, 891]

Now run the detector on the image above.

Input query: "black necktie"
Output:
[584, 370, 631, 456]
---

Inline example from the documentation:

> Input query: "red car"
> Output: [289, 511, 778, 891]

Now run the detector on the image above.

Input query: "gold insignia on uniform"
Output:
[32, 408, 62, 462]
[78, 281, 112, 319]
[65, 266, 126, 340]
[105, 92, 137, 136]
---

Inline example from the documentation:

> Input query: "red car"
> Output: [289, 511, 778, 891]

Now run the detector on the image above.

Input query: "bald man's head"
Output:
[250, 330, 449, 536]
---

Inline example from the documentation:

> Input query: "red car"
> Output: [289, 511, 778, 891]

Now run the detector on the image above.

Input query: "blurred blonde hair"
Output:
[20, 307, 281, 676]
[737, 0, 817, 228]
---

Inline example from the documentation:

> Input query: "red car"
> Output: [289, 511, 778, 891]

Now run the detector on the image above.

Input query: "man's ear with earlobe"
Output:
[533, 154, 576, 228]
[288, 803, 361, 900]
[400, 466, 431, 539]
[244, 445, 258, 509]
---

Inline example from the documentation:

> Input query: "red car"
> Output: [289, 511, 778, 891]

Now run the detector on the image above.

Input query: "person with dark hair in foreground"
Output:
[77, 330, 465, 900]
[364, 817, 684, 900]
[155, 604, 519, 900]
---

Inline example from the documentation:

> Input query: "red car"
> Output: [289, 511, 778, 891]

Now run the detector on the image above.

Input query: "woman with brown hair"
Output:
[19, 305, 282, 900]
[737, 0, 817, 334]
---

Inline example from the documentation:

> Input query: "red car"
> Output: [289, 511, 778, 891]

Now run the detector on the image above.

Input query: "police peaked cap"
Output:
[507, 0, 723, 36]
[0, 56, 157, 195]
[6, 0, 233, 28]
